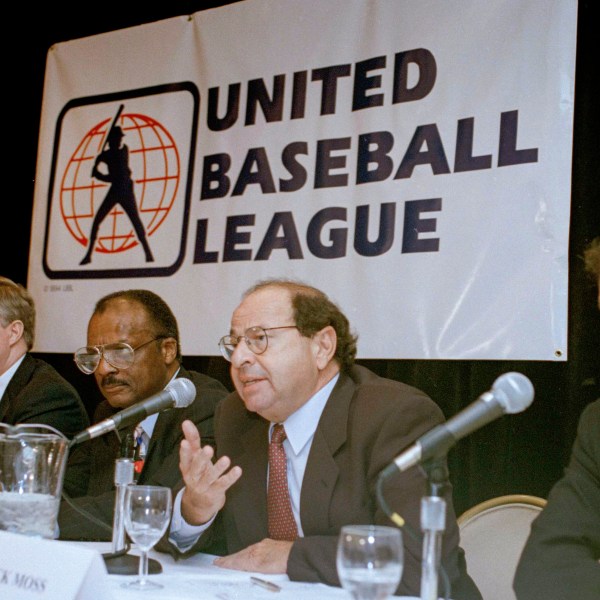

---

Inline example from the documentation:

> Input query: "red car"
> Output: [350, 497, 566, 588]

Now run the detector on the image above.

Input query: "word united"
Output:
[193, 49, 538, 262]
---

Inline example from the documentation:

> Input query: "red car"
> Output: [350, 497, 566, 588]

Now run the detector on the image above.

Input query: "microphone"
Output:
[69, 378, 196, 447]
[380, 372, 534, 478]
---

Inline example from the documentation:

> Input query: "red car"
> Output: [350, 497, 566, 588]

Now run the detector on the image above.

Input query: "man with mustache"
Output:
[58, 289, 228, 540]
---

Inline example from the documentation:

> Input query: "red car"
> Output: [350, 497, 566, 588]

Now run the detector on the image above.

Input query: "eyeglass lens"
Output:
[219, 326, 298, 361]
[220, 327, 269, 361]
[74, 343, 136, 374]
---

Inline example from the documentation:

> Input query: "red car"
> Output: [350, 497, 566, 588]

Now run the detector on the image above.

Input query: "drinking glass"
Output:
[122, 484, 172, 590]
[336, 524, 404, 600]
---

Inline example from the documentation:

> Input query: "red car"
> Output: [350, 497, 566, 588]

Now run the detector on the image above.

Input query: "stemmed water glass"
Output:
[122, 484, 172, 590]
[336, 524, 404, 600]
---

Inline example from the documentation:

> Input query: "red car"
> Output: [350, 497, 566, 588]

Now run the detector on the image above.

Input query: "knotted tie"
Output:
[267, 424, 298, 541]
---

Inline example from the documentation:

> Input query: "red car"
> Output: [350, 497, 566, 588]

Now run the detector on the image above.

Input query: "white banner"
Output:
[27, 0, 577, 360]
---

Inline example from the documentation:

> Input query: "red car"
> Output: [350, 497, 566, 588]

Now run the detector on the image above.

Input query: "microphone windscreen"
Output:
[492, 372, 534, 414]
[168, 378, 196, 408]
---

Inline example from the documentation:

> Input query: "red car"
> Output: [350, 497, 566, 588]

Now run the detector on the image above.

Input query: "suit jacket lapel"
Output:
[0, 355, 33, 421]
[0, 391, 9, 420]
[229, 418, 270, 542]
[300, 372, 353, 533]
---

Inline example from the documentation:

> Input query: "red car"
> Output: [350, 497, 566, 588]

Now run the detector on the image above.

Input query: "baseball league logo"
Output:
[42, 83, 199, 279]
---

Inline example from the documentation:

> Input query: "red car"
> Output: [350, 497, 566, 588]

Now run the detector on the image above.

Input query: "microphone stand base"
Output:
[102, 552, 163, 575]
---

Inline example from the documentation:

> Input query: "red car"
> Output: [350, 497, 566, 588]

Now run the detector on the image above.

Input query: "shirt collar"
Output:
[136, 368, 181, 438]
[275, 372, 340, 456]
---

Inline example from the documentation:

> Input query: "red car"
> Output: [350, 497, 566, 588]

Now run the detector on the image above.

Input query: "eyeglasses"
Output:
[73, 336, 166, 374]
[218, 326, 298, 362]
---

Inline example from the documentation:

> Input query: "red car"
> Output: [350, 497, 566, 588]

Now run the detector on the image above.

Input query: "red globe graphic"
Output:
[60, 113, 180, 256]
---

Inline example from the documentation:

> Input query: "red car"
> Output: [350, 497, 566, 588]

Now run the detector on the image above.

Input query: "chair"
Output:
[457, 494, 547, 600]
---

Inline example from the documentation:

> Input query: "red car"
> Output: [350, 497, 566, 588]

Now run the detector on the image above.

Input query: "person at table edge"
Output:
[163, 278, 482, 599]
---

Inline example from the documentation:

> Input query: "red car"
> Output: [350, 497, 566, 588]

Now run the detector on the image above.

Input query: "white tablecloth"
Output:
[70, 541, 348, 600]
[0, 532, 428, 600]
[67, 542, 429, 600]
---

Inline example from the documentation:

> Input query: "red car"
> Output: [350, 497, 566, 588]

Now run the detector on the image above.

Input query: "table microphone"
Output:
[379, 372, 534, 478]
[69, 378, 196, 448]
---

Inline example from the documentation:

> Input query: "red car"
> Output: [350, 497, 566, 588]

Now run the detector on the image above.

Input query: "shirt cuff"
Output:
[168, 487, 215, 551]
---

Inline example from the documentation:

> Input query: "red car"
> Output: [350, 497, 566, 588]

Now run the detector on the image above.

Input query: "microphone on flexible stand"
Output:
[65, 378, 196, 575]
[376, 371, 534, 600]
[379, 372, 534, 479]
[69, 377, 196, 448]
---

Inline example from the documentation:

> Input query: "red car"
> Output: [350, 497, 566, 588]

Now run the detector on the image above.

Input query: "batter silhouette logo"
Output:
[42, 83, 199, 279]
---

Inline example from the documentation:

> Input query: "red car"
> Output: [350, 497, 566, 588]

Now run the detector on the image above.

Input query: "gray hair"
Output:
[0, 277, 36, 349]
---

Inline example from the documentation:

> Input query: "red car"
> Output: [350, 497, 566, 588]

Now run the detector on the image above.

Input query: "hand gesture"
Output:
[179, 419, 242, 526]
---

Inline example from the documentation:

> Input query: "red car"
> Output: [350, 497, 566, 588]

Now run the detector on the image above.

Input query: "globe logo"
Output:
[60, 111, 180, 263]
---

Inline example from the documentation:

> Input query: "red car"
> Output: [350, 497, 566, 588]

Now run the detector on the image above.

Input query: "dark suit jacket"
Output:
[513, 398, 600, 600]
[58, 367, 228, 540]
[179, 364, 481, 600]
[0, 353, 89, 438]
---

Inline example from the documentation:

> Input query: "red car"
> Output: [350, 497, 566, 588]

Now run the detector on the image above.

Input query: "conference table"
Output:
[62, 541, 426, 600]
[0, 531, 436, 599]
[71, 542, 344, 599]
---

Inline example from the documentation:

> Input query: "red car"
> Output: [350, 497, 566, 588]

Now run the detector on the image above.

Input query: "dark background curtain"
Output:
[4, 0, 598, 516]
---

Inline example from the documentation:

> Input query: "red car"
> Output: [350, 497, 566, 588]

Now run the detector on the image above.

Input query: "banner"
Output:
[27, 0, 577, 360]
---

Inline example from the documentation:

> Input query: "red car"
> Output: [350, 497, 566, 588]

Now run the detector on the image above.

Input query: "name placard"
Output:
[0, 531, 110, 599]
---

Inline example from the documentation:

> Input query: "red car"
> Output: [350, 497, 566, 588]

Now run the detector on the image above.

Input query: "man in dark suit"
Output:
[58, 289, 228, 540]
[0, 276, 89, 439]
[514, 238, 600, 600]
[166, 279, 482, 599]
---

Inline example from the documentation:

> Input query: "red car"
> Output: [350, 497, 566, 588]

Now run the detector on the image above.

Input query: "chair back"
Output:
[457, 494, 546, 600]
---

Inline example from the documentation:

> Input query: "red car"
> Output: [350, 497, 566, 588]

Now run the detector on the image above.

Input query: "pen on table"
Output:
[250, 576, 281, 592]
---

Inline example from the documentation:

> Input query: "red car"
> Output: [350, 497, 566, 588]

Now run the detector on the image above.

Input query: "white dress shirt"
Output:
[169, 373, 340, 548]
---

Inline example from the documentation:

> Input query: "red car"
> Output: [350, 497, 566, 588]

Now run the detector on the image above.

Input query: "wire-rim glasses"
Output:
[218, 325, 298, 362]
[73, 336, 167, 374]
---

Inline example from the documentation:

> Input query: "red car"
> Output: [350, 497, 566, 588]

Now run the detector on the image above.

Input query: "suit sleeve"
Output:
[513, 400, 600, 600]
[288, 385, 474, 599]
[7, 358, 90, 439]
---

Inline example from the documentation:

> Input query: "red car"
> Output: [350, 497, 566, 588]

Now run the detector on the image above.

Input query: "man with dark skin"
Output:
[58, 289, 228, 540]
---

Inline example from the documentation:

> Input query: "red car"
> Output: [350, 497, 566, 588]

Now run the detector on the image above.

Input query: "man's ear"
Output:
[161, 337, 178, 364]
[313, 325, 337, 369]
[8, 320, 25, 346]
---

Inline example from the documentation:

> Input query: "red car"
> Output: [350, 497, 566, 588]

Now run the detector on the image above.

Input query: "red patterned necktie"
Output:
[267, 424, 298, 541]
